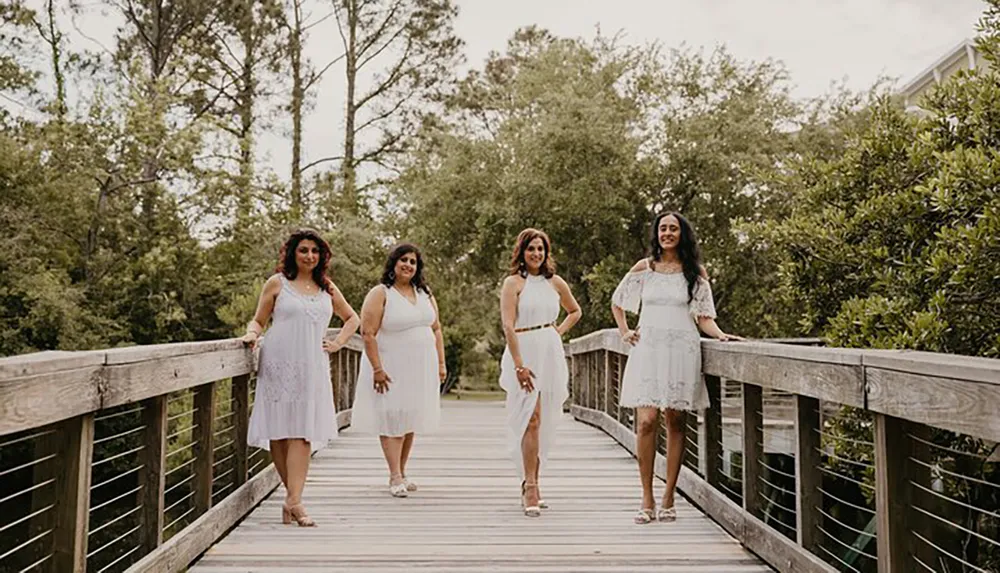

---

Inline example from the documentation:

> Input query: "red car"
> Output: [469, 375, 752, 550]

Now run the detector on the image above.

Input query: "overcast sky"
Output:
[290, 0, 987, 182]
[30, 0, 991, 180]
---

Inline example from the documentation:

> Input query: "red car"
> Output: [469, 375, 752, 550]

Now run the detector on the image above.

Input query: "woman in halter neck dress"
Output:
[499, 228, 582, 517]
[242, 229, 360, 527]
[611, 212, 742, 525]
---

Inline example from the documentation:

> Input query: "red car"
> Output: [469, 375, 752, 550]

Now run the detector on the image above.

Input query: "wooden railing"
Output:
[0, 330, 362, 573]
[567, 329, 1000, 573]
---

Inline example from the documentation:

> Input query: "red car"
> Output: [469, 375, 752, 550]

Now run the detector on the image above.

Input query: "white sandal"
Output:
[389, 475, 408, 498]
[634, 507, 656, 524]
[402, 476, 418, 492]
[657, 506, 676, 522]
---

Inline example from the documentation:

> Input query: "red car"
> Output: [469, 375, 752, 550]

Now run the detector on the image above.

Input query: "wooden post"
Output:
[334, 351, 345, 411]
[795, 395, 821, 552]
[875, 413, 917, 573]
[702, 375, 722, 485]
[193, 382, 217, 515]
[603, 350, 611, 417]
[51, 413, 94, 573]
[231, 375, 250, 487]
[742, 383, 764, 518]
[138, 396, 167, 554]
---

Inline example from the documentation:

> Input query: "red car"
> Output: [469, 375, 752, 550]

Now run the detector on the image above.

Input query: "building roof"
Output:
[899, 38, 978, 98]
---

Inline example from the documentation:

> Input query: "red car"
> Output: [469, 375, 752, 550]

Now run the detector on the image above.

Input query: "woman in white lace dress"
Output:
[242, 229, 360, 526]
[499, 228, 581, 517]
[611, 212, 742, 524]
[352, 243, 445, 497]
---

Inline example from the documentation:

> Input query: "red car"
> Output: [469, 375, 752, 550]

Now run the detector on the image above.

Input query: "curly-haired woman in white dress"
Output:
[352, 243, 445, 497]
[499, 228, 581, 517]
[242, 228, 360, 526]
[611, 212, 742, 525]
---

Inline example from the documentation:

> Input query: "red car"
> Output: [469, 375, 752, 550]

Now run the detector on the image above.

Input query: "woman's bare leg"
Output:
[269, 439, 289, 490]
[661, 409, 686, 509]
[635, 407, 660, 511]
[379, 435, 405, 484]
[400, 432, 415, 478]
[284, 438, 312, 506]
[521, 397, 542, 508]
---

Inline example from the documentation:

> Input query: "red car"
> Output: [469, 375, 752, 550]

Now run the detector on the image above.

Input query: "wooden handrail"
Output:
[0, 329, 363, 573]
[566, 329, 1000, 573]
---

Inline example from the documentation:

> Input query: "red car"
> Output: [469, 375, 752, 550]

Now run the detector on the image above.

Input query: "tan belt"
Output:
[515, 322, 555, 334]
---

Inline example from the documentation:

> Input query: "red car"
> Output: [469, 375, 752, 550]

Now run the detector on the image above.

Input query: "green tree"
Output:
[327, 0, 464, 213]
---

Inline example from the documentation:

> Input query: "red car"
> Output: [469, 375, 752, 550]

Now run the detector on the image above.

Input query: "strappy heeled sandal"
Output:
[656, 505, 677, 522]
[282, 502, 316, 527]
[521, 481, 541, 517]
[634, 507, 656, 525]
[389, 474, 409, 498]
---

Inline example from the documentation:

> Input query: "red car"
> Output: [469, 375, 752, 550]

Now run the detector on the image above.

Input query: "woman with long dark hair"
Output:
[611, 212, 742, 525]
[351, 243, 445, 497]
[499, 228, 581, 517]
[242, 228, 360, 526]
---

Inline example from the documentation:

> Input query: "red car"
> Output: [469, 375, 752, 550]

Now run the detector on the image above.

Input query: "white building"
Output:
[899, 39, 987, 112]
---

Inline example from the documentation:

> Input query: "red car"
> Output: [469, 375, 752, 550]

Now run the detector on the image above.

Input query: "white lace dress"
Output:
[499, 274, 569, 480]
[248, 275, 337, 453]
[351, 286, 441, 437]
[612, 269, 717, 410]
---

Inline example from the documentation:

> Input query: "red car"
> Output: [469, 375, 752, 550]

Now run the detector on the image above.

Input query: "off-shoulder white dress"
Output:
[612, 269, 716, 410]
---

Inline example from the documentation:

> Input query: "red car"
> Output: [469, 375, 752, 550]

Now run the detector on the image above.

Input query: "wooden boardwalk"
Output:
[190, 401, 771, 572]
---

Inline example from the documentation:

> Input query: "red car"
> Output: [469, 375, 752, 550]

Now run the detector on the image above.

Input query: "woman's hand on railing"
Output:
[241, 331, 260, 349]
[621, 328, 640, 346]
[322, 338, 342, 353]
[716, 332, 744, 342]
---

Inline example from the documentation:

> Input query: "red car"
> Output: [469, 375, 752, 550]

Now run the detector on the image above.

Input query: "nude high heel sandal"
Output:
[521, 481, 541, 517]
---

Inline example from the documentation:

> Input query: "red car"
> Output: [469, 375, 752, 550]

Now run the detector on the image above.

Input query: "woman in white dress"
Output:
[352, 243, 445, 497]
[499, 228, 581, 517]
[611, 212, 742, 525]
[242, 228, 360, 526]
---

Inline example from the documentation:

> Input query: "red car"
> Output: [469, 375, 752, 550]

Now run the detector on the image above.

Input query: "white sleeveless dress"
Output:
[499, 274, 569, 480]
[612, 269, 716, 410]
[351, 286, 441, 437]
[248, 275, 337, 453]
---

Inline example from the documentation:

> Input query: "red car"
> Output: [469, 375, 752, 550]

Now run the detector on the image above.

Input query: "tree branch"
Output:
[356, 0, 404, 58]
[301, 155, 344, 173]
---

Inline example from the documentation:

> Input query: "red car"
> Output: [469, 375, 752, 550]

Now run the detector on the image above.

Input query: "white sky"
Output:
[15, 0, 990, 182]
[293, 0, 987, 183]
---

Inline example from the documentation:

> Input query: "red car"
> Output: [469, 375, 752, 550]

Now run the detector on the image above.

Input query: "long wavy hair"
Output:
[277, 228, 333, 293]
[380, 243, 431, 294]
[650, 211, 701, 302]
[508, 228, 556, 278]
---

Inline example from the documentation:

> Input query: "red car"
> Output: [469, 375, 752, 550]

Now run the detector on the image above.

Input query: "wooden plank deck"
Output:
[189, 401, 771, 572]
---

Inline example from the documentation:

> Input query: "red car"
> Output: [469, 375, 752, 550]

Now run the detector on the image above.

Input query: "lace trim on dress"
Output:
[690, 276, 717, 320]
[611, 270, 647, 314]
[256, 358, 310, 402]
[279, 275, 328, 324]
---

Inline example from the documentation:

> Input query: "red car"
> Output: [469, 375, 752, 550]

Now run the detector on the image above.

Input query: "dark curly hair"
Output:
[277, 228, 333, 293]
[509, 228, 556, 278]
[650, 211, 701, 302]
[380, 243, 430, 294]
